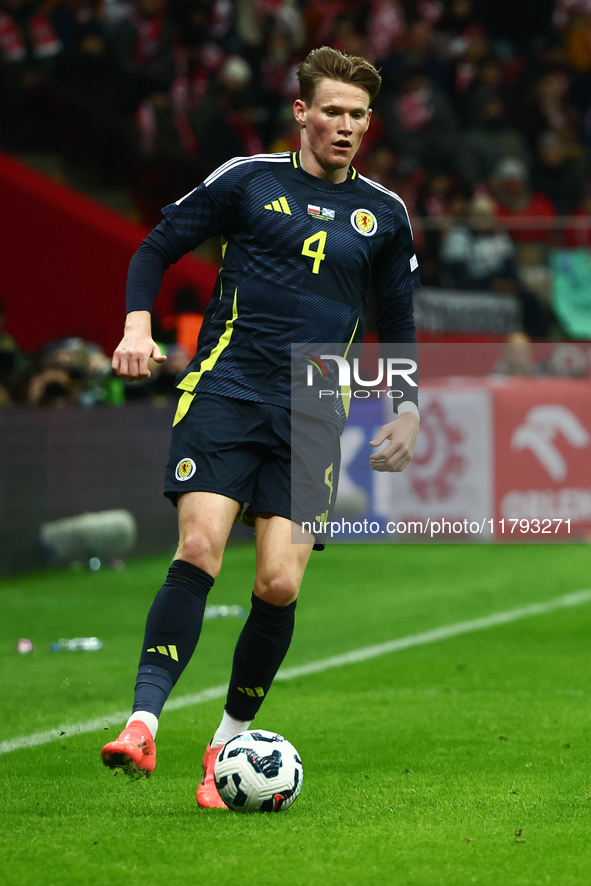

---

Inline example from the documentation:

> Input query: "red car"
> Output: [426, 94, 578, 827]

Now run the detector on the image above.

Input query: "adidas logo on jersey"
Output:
[264, 197, 291, 214]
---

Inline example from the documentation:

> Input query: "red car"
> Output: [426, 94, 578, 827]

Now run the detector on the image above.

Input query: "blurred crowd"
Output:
[2, 0, 591, 406]
[3, 1, 591, 221]
[0, 291, 198, 407]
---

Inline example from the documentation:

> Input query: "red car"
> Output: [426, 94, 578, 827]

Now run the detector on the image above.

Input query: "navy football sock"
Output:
[132, 559, 214, 718]
[225, 593, 297, 721]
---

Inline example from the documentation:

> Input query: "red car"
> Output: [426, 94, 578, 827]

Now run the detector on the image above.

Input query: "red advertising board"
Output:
[493, 378, 591, 538]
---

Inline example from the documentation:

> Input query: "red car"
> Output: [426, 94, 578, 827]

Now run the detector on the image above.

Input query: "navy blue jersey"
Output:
[128, 151, 420, 429]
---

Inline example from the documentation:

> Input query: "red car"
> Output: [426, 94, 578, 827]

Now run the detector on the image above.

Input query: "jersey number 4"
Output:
[301, 231, 327, 274]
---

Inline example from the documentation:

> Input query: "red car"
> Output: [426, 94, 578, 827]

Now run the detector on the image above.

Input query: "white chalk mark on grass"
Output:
[2, 587, 591, 756]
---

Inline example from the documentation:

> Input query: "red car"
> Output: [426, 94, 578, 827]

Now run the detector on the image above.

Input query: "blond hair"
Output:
[297, 46, 382, 105]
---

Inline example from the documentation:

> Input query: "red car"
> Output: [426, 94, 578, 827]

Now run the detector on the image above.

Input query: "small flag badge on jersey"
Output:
[410, 254, 418, 271]
[308, 204, 335, 220]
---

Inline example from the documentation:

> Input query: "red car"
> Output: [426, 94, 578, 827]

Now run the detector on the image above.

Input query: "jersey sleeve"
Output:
[161, 159, 247, 249]
[126, 158, 249, 313]
[373, 212, 421, 416]
[373, 212, 420, 305]
[126, 220, 191, 314]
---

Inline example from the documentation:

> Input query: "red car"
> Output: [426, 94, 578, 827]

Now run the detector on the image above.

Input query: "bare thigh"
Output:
[253, 515, 314, 606]
[174, 491, 241, 578]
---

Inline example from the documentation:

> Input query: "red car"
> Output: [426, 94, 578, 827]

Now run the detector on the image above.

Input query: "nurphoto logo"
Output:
[305, 354, 417, 401]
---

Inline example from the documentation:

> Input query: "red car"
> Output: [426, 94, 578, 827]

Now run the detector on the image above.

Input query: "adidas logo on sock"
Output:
[147, 645, 178, 661]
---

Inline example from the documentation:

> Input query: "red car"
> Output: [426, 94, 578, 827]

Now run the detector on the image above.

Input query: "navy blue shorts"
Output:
[164, 393, 340, 546]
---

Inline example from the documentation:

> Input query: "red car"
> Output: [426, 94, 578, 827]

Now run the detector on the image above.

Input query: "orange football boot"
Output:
[101, 720, 156, 779]
[196, 743, 227, 808]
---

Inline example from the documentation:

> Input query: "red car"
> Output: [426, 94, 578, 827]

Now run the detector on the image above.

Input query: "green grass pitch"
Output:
[1, 542, 591, 886]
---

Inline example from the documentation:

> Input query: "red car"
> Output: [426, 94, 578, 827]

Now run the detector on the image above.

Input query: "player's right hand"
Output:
[112, 336, 167, 381]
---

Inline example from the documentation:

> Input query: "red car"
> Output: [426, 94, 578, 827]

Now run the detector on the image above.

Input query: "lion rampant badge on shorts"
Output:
[175, 458, 196, 481]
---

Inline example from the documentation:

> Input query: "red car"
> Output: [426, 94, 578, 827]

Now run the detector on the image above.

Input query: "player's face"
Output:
[294, 79, 372, 182]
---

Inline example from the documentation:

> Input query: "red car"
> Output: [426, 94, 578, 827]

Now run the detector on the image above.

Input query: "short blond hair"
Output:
[297, 46, 382, 105]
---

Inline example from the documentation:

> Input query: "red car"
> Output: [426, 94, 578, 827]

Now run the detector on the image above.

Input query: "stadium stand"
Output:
[2, 0, 591, 571]
[1, 0, 590, 377]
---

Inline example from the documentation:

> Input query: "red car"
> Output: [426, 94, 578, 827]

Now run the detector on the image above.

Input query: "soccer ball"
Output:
[214, 730, 303, 813]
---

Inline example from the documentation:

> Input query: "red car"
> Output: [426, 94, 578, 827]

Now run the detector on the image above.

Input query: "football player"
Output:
[101, 46, 420, 806]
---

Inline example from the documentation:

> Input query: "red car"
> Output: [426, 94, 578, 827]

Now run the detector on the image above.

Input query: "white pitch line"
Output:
[2, 587, 591, 756]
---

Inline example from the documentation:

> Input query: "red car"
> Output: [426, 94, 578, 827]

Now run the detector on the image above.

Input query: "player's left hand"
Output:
[369, 412, 420, 472]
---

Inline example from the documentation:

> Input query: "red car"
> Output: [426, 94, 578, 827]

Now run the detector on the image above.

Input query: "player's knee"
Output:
[254, 573, 299, 607]
[176, 530, 222, 578]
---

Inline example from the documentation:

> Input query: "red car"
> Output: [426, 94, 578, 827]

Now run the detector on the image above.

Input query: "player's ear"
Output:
[364, 108, 372, 132]
[293, 98, 306, 126]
